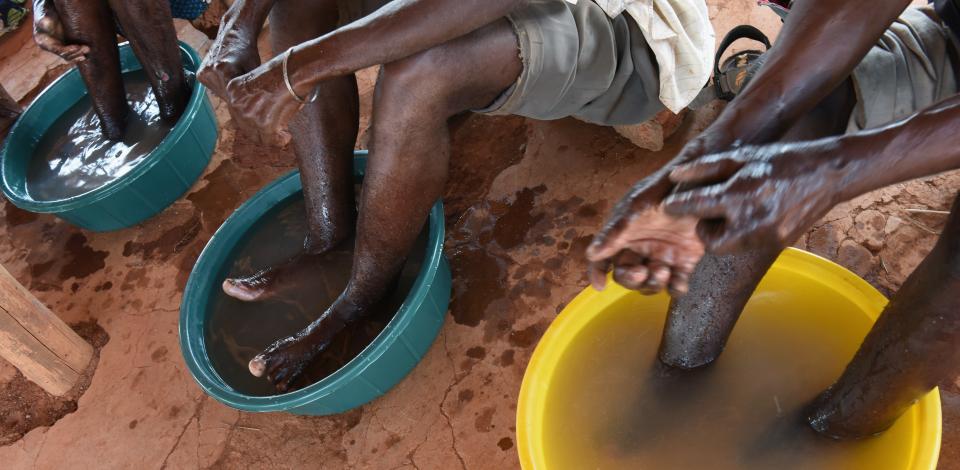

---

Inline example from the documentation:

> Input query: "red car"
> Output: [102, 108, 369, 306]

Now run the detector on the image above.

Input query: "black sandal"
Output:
[688, 24, 772, 108]
[713, 24, 772, 101]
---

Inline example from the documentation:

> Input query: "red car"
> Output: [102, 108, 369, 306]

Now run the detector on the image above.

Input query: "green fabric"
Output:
[0, 0, 28, 35]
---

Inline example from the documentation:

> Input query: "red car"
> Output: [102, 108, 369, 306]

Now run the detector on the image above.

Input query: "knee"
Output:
[269, 0, 340, 48]
[379, 49, 457, 117]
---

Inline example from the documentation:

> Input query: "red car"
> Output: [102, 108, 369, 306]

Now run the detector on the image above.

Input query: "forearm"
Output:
[833, 94, 960, 201]
[716, 0, 911, 145]
[287, 0, 523, 92]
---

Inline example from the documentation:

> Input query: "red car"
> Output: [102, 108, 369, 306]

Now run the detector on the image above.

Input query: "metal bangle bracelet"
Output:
[282, 48, 319, 104]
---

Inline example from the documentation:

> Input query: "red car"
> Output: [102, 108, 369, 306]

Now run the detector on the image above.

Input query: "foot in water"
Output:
[222, 235, 352, 302]
[247, 297, 363, 391]
[659, 246, 783, 369]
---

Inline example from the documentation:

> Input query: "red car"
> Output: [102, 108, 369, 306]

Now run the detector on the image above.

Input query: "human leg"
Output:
[248, 19, 521, 390]
[658, 6, 953, 368]
[222, 0, 365, 302]
[658, 80, 857, 368]
[808, 191, 960, 438]
[109, 0, 190, 123]
[52, 0, 127, 140]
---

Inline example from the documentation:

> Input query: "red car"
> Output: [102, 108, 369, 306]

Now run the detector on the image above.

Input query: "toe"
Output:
[248, 356, 267, 377]
[222, 278, 265, 302]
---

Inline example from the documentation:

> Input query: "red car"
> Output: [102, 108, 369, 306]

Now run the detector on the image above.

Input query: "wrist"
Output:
[823, 135, 868, 203]
[287, 46, 318, 99]
[718, 94, 793, 146]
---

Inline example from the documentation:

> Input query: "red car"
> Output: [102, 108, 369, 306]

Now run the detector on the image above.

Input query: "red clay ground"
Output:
[1, 1, 958, 468]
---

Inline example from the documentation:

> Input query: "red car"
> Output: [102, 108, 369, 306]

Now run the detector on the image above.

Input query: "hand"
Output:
[663, 141, 844, 254]
[33, 1, 89, 63]
[584, 122, 743, 296]
[586, 165, 704, 297]
[197, 3, 261, 99]
[224, 55, 303, 147]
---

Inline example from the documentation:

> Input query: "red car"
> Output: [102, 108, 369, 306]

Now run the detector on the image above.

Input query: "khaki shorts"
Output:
[477, 0, 663, 126]
[848, 7, 959, 131]
[339, 0, 665, 126]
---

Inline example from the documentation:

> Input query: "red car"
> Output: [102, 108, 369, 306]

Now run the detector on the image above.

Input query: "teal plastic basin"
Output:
[0, 41, 217, 232]
[179, 153, 451, 415]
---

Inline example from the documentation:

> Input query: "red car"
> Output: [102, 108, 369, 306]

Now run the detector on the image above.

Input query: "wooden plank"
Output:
[0, 265, 92, 373]
[0, 305, 81, 396]
[0, 264, 92, 396]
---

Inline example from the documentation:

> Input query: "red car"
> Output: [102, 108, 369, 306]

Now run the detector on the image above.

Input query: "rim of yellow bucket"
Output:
[516, 247, 942, 470]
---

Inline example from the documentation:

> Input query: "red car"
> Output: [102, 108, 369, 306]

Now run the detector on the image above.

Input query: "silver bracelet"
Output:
[282, 48, 318, 104]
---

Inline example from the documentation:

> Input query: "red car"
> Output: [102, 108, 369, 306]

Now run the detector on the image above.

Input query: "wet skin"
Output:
[203, 0, 525, 391]
[208, 0, 359, 303]
[598, 0, 960, 438]
[590, 0, 909, 367]
[589, 0, 911, 302]
[807, 191, 960, 438]
[33, 0, 189, 140]
[668, 92, 960, 437]
[208, 0, 526, 302]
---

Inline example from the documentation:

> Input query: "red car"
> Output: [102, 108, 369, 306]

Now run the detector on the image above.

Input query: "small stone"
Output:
[837, 240, 874, 278]
[884, 216, 903, 234]
[614, 121, 664, 151]
[613, 109, 687, 151]
[654, 108, 688, 140]
[851, 210, 886, 251]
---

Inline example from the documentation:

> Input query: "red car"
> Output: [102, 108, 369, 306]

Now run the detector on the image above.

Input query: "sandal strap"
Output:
[713, 25, 771, 100]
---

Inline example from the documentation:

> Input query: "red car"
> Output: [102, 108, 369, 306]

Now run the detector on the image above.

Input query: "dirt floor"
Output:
[1, 1, 958, 469]
[0, 321, 108, 446]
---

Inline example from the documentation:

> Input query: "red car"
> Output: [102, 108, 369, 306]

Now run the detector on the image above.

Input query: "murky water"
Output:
[27, 70, 174, 201]
[205, 197, 427, 396]
[541, 286, 920, 469]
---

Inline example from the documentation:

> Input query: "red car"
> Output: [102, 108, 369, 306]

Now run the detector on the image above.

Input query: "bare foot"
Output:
[223, 236, 352, 302]
[248, 300, 362, 392]
[222, 255, 305, 302]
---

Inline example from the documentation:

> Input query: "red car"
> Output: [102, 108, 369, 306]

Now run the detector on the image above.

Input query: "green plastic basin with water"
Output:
[179, 153, 451, 415]
[1, 41, 217, 231]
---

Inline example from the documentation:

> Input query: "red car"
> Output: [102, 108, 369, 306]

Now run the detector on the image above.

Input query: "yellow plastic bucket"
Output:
[517, 248, 941, 469]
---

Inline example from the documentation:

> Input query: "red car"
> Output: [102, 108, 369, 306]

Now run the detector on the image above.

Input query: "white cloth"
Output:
[566, 0, 715, 112]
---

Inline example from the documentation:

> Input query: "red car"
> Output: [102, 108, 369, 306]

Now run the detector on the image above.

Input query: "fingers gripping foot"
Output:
[588, 204, 704, 296]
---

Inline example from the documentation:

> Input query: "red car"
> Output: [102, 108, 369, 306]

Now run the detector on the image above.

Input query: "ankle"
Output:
[326, 294, 367, 324]
[303, 227, 352, 254]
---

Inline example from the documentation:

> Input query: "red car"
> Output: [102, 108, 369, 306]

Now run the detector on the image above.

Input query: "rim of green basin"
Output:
[178, 152, 447, 412]
[0, 41, 206, 213]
